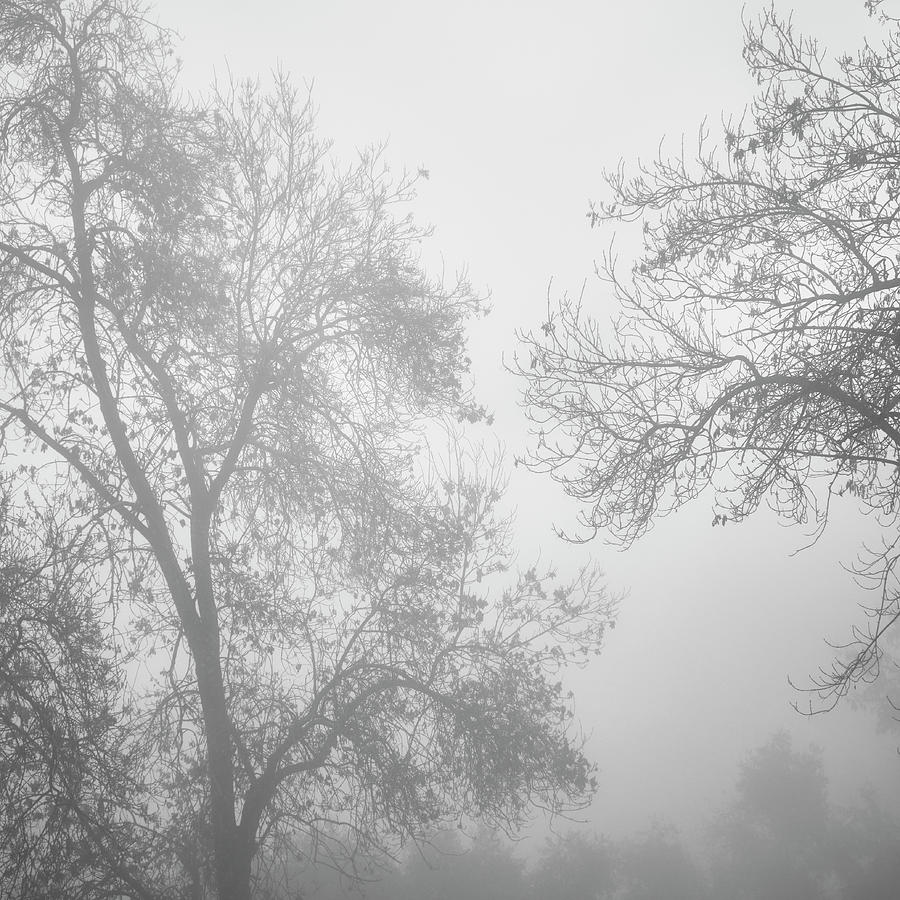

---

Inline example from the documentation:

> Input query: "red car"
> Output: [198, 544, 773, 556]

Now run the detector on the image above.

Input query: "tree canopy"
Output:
[0, 2, 611, 898]
[519, 3, 900, 701]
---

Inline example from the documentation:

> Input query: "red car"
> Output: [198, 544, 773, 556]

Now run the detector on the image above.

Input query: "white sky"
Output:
[151, 0, 900, 844]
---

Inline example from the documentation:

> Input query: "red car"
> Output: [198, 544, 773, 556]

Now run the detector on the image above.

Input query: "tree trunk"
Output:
[213, 830, 252, 900]
[193, 636, 253, 900]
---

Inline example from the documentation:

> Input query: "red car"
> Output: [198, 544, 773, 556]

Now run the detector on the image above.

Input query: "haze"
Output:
[149, 0, 900, 852]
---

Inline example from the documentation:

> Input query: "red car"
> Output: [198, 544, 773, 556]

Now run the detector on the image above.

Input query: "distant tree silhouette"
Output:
[831, 789, 900, 900]
[710, 732, 838, 900]
[530, 831, 616, 900]
[617, 824, 708, 900]
[375, 827, 527, 900]
[346, 753, 900, 900]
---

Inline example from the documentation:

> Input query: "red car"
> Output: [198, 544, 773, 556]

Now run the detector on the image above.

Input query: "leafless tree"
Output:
[519, 3, 900, 707]
[0, 3, 612, 898]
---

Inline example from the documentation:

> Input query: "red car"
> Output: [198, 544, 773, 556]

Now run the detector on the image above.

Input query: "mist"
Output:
[2, 0, 899, 897]
[148, 0, 900, 841]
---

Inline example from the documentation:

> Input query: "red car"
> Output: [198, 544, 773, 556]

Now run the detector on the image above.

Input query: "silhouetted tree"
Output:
[832, 788, 900, 900]
[518, 3, 900, 702]
[617, 824, 708, 900]
[0, 3, 612, 898]
[530, 831, 615, 900]
[709, 732, 835, 900]
[377, 827, 527, 900]
[351, 754, 900, 900]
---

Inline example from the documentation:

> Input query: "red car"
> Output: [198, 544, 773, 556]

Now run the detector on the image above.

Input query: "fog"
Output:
[4, 0, 899, 896]
[142, 0, 900, 852]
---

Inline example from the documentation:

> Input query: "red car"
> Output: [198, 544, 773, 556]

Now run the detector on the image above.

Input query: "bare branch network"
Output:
[518, 6, 900, 707]
[0, 2, 612, 899]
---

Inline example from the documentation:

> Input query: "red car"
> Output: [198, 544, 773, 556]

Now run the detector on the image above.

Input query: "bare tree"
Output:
[0, 3, 612, 898]
[518, 4, 900, 705]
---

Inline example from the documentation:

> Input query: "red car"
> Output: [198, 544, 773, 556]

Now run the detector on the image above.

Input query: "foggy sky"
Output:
[149, 0, 900, 844]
